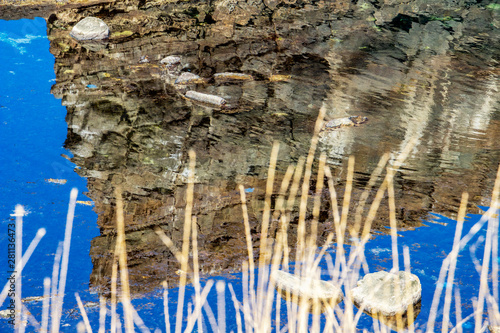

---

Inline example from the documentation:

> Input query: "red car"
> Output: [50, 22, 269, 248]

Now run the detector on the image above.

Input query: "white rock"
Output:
[174, 72, 203, 85]
[272, 270, 343, 312]
[70, 17, 110, 41]
[185, 91, 226, 106]
[160, 55, 181, 66]
[490, 325, 500, 333]
[351, 271, 421, 317]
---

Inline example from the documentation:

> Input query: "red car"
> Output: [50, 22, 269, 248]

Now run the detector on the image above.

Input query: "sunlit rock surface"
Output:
[70, 16, 109, 40]
[1, 0, 498, 294]
[351, 271, 422, 330]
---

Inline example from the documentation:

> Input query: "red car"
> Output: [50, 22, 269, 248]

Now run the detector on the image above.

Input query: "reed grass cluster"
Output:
[2, 106, 499, 332]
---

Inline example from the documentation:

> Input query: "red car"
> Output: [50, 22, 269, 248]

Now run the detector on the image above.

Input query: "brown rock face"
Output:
[3, 0, 498, 295]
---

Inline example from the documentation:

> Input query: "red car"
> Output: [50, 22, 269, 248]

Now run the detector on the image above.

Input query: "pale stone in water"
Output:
[174, 72, 203, 85]
[185, 91, 226, 106]
[351, 271, 421, 317]
[272, 270, 343, 312]
[70, 17, 110, 41]
[490, 325, 500, 333]
[160, 55, 181, 66]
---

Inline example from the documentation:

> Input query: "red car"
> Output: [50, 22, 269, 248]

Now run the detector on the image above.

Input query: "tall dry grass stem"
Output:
[98, 296, 106, 333]
[162, 281, 171, 333]
[110, 252, 118, 333]
[296, 104, 326, 275]
[15, 204, 23, 332]
[75, 292, 92, 333]
[238, 184, 255, 308]
[50, 242, 63, 333]
[41, 277, 50, 333]
[351, 153, 390, 238]
[114, 187, 134, 333]
[441, 192, 468, 333]
[0, 227, 45, 307]
[175, 149, 196, 333]
[52, 188, 78, 332]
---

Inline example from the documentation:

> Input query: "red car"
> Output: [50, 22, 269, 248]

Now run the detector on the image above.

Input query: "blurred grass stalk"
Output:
[2, 110, 500, 332]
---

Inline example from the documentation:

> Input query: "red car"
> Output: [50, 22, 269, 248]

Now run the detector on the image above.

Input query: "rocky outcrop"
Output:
[351, 271, 422, 330]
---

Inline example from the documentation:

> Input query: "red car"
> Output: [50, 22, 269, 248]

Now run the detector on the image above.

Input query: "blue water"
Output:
[0, 17, 99, 331]
[0, 17, 496, 332]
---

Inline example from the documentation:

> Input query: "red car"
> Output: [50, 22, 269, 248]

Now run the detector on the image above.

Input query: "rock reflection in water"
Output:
[13, 0, 497, 295]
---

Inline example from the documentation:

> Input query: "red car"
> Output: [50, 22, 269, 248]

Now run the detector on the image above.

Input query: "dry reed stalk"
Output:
[162, 281, 171, 333]
[191, 216, 203, 333]
[477, 164, 500, 331]
[0, 227, 46, 307]
[202, 297, 219, 332]
[295, 105, 326, 275]
[15, 204, 23, 332]
[271, 164, 295, 227]
[426, 193, 468, 332]
[41, 277, 50, 333]
[255, 141, 280, 331]
[386, 168, 404, 331]
[75, 292, 92, 333]
[281, 158, 305, 333]
[52, 188, 78, 332]
[475, 209, 496, 332]
[154, 228, 186, 267]
[351, 153, 390, 238]
[184, 280, 215, 333]
[403, 246, 416, 333]
[263, 163, 298, 329]
[228, 283, 244, 333]
[216, 281, 226, 333]
[98, 296, 106, 333]
[175, 149, 196, 333]
[21, 303, 40, 332]
[241, 261, 253, 333]
[238, 185, 256, 309]
[441, 192, 468, 333]
[492, 214, 499, 304]
[114, 187, 134, 333]
[324, 166, 344, 283]
[308, 153, 327, 251]
[283, 156, 306, 272]
[130, 306, 149, 333]
[360, 138, 417, 244]
[340, 156, 355, 246]
[387, 168, 399, 273]
[50, 243, 63, 333]
[454, 288, 463, 333]
[110, 253, 118, 333]
[258, 141, 280, 277]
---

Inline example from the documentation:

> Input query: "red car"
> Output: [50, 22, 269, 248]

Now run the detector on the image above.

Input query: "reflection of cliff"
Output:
[33, 0, 500, 294]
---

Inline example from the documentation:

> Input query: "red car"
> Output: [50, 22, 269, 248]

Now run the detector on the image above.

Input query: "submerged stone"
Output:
[490, 325, 500, 333]
[351, 271, 421, 330]
[185, 91, 226, 106]
[272, 270, 343, 312]
[160, 55, 181, 66]
[214, 72, 254, 81]
[174, 72, 205, 85]
[321, 115, 368, 132]
[70, 17, 109, 41]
